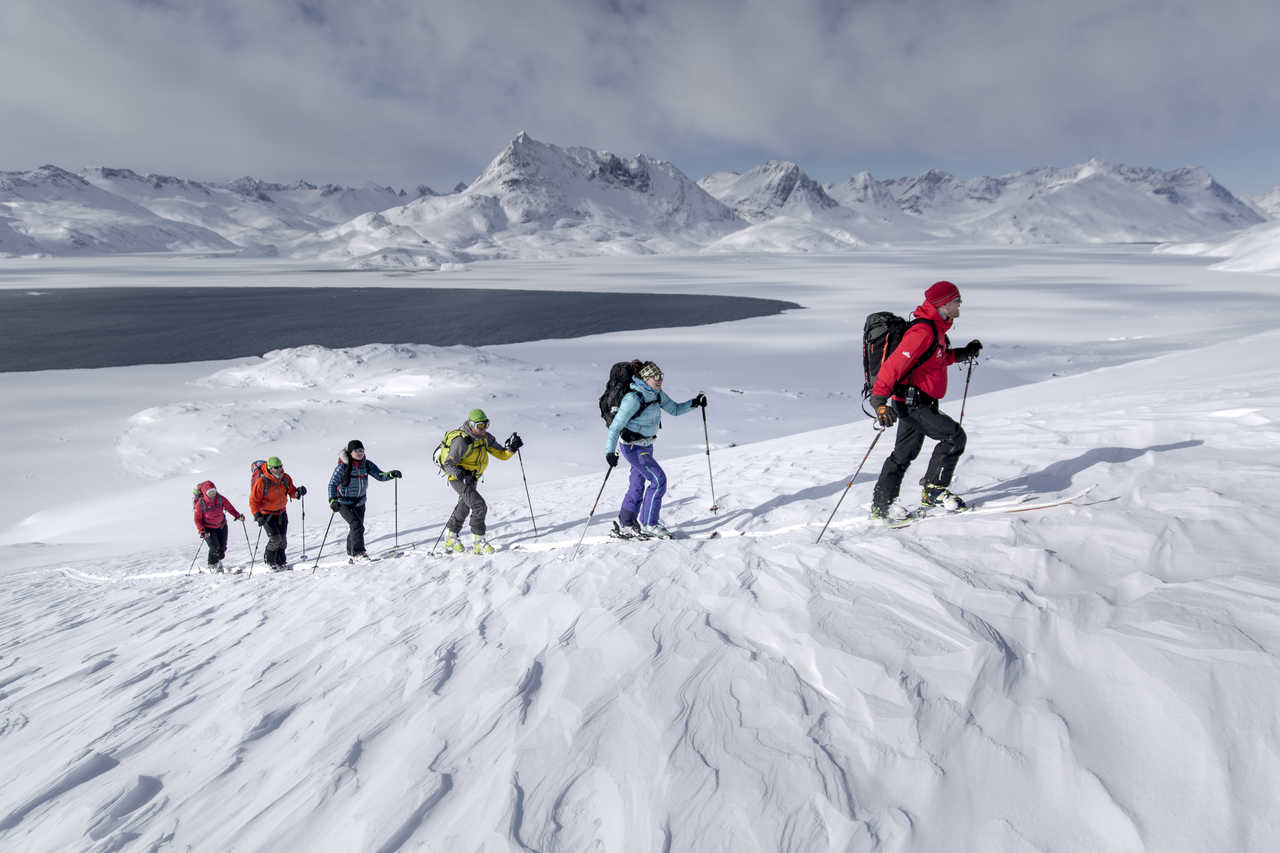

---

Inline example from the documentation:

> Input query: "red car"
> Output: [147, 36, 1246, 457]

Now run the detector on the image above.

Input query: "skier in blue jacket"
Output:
[604, 361, 706, 539]
[327, 439, 401, 561]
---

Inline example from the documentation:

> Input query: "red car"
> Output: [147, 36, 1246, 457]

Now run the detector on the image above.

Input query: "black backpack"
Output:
[861, 312, 939, 412]
[599, 360, 659, 437]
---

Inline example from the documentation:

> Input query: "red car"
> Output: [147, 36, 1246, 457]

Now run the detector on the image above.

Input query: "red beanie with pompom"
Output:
[925, 280, 960, 307]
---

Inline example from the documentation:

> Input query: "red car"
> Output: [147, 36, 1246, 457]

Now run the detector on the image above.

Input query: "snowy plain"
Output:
[2, 248, 1279, 851]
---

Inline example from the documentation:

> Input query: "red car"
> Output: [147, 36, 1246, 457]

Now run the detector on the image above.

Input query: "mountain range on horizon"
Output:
[1, 133, 1275, 271]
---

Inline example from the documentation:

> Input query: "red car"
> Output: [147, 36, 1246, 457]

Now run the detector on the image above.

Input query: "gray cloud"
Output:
[1, 0, 1277, 191]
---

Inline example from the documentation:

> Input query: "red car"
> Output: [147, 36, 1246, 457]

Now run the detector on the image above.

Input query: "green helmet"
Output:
[468, 408, 489, 424]
[267, 456, 283, 468]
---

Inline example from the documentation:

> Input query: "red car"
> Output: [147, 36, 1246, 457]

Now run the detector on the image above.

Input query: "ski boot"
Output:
[640, 523, 673, 540]
[869, 502, 910, 524]
[921, 485, 968, 512]
[442, 533, 465, 554]
[611, 520, 644, 539]
[473, 536, 496, 555]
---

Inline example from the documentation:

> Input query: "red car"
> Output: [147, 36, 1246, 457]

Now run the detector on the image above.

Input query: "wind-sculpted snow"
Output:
[3, 325, 1280, 850]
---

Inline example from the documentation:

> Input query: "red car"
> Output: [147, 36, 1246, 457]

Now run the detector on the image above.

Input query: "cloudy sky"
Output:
[2, 0, 1277, 195]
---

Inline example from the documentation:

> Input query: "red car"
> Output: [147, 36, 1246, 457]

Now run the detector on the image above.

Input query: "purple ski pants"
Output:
[619, 443, 667, 526]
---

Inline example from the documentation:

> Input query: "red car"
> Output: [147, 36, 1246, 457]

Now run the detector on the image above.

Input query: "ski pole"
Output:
[188, 539, 206, 575]
[701, 405, 719, 512]
[959, 359, 975, 426]
[816, 428, 885, 544]
[312, 512, 336, 573]
[239, 518, 252, 574]
[516, 446, 538, 537]
[248, 524, 263, 577]
[394, 478, 399, 550]
[571, 467, 614, 562]
[429, 522, 451, 555]
[300, 494, 307, 559]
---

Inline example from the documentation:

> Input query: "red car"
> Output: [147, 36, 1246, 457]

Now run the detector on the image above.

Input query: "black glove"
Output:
[692, 393, 707, 408]
[329, 499, 341, 512]
[505, 433, 523, 452]
[234, 514, 244, 522]
[869, 395, 897, 428]
[606, 452, 619, 468]
[957, 339, 982, 361]
[254, 513, 265, 526]
[296, 485, 308, 497]
[387, 469, 402, 479]
[200, 531, 210, 540]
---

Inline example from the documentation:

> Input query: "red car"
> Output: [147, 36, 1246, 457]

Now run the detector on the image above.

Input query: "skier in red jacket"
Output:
[868, 280, 982, 521]
[193, 480, 244, 572]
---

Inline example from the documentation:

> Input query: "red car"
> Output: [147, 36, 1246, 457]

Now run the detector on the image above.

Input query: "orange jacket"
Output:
[249, 465, 298, 515]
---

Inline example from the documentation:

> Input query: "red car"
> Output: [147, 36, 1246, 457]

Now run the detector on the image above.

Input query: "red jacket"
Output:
[193, 480, 242, 533]
[249, 465, 297, 515]
[872, 301, 957, 400]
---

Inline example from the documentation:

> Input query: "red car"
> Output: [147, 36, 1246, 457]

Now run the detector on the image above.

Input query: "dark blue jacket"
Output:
[328, 452, 391, 506]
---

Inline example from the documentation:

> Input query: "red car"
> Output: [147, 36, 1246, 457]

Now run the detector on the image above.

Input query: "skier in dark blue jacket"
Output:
[327, 439, 401, 561]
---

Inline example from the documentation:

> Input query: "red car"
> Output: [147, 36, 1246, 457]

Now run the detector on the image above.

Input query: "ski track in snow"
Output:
[3, 255, 1280, 850]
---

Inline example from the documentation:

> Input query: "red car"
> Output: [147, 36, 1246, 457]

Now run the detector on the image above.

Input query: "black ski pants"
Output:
[205, 523, 229, 565]
[872, 395, 966, 509]
[337, 503, 368, 555]
[446, 474, 487, 536]
[262, 512, 289, 567]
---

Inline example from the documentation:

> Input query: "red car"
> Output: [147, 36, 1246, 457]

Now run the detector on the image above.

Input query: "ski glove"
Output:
[869, 395, 897, 428]
[254, 513, 266, 526]
[329, 499, 341, 512]
[234, 514, 245, 522]
[505, 433, 523, 452]
[295, 485, 308, 497]
[692, 393, 707, 408]
[200, 531, 210, 540]
[606, 452, 619, 468]
[957, 339, 983, 361]
[387, 469, 402, 479]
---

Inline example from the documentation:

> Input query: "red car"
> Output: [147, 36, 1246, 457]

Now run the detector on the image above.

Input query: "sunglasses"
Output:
[269, 466, 283, 472]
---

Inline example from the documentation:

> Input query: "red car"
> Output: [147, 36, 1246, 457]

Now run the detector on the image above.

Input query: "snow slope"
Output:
[2, 249, 1280, 850]
[1159, 219, 1280, 275]
[0, 166, 235, 255]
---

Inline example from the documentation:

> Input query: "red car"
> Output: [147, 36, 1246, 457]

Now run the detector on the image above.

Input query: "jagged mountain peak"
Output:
[697, 160, 836, 223]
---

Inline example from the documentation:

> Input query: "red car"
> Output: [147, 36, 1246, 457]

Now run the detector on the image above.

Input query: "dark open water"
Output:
[0, 287, 800, 371]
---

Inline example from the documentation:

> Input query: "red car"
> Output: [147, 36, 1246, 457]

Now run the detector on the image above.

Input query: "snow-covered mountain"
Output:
[875, 160, 1263, 244]
[1247, 187, 1280, 219]
[0, 145, 1267, 263]
[698, 161, 839, 223]
[79, 168, 412, 253]
[0, 166, 235, 255]
[291, 133, 742, 267]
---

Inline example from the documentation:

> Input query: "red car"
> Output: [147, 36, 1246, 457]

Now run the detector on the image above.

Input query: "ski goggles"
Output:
[639, 366, 663, 382]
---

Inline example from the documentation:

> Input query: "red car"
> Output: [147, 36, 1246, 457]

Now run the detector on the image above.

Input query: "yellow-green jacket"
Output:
[437, 422, 515, 480]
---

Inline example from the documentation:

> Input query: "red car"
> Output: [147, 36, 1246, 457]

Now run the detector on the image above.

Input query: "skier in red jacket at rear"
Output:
[868, 281, 982, 521]
[193, 480, 244, 572]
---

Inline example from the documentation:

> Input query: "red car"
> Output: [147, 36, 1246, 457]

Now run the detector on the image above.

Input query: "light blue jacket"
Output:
[605, 376, 695, 453]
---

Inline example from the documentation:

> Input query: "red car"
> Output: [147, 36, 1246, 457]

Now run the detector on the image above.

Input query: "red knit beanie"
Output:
[925, 280, 960, 307]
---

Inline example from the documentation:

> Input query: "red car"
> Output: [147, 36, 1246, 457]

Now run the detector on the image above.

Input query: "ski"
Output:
[885, 486, 1094, 529]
